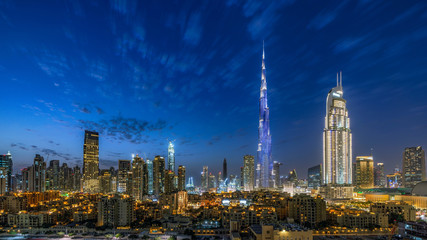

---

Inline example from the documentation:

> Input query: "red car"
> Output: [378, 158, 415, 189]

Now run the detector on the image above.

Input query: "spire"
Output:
[340, 71, 342, 86]
[262, 40, 265, 60]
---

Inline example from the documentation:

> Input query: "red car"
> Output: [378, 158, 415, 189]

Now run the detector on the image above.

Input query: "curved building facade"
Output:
[323, 73, 352, 185]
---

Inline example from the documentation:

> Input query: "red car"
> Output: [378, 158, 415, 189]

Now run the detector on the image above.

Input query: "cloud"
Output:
[79, 116, 171, 144]
[333, 37, 366, 53]
[183, 12, 203, 46]
[307, 11, 336, 30]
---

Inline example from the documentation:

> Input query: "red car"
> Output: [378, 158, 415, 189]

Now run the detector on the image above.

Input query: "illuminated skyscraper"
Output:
[256, 44, 273, 189]
[146, 159, 153, 195]
[118, 160, 131, 193]
[402, 146, 426, 188]
[83, 130, 99, 193]
[0, 151, 13, 192]
[323, 72, 352, 185]
[168, 141, 175, 173]
[153, 156, 165, 195]
[243, 155, 254, 191]
[374, 163, 386, 187]
[178, 165, 186, 191]
[132, 154, 145, 200]
[355, 156, 374, 188]
[30, 154, 46, 192]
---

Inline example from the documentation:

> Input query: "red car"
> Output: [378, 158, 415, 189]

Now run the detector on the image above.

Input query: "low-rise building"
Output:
[370, 202, 416, 221]
[248, 224, 313, 240]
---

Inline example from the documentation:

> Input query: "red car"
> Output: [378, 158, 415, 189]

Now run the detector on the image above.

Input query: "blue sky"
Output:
[0, 0, 426, 182]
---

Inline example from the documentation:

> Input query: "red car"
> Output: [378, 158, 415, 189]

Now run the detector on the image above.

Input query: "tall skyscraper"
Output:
[223, 158, 227, 181]
[168, 141, 175, 173]
[132, 154, 145, 200]
[30, 154, 46, 192]
[178, 165, 186, 191]
[201, 166, 208, 191]
[402, 146, 426, 188]
[273, 161, 283, 188]
[153, 156, 165, 195]
[256, 44, 273, 189]
[323, 72, 352, 185]
[146, 159, 153, 195]
[374, 163, 386, 187]
[83, 130, 99, 193]
[243, 155, 255, 191]
[46, 160, 60, 190]
[308, 164, 322, 188]
[73, 165, 82, 192]
[355, 156, 374, 188]
[0, 151, 13, 192]
[118, 160, 131, 193]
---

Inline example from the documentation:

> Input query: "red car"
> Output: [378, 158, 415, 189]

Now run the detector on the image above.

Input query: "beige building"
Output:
[336, 212, 388, 228]
[97, 194, 135, 227]
[355, 156, 374, 188]
[287, 194, 326, 227]
[370, 202, 416, 221]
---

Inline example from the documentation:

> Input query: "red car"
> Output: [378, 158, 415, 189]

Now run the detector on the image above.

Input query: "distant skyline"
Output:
[1, 1, 427, 182]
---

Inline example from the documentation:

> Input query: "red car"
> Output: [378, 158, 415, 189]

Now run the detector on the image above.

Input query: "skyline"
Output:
[1, 1, 427, 181]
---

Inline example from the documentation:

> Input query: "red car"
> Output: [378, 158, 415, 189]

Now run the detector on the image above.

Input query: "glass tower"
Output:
[83, 130, 99, 193]
[402, 146, 426, 188]
[256, 43, 273, 189]
[168, 141, 175, 173]
[323, 72, 352, 185]
[0, 151, 12, 192]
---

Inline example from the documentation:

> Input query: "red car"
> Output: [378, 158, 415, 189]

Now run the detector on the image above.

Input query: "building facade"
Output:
[402, 146, 426, 188]
[153, 156, 165, 195]
[374, 162, 385, 187]
[83, 130, 99, 193]
[323, 72, 352, 185]
[243, 155, 255, 191]
[178, 165, 186, 191]
[355, 156, 374, 188]
[168, 141, 175, 172]
[0, 152, 12, 193]
[308, 164, 322, 188]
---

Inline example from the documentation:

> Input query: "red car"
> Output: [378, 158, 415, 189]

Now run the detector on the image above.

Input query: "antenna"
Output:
[340, 71, 342, 86]
[336, 72, 339, 86]
[371, 148, 374, 157]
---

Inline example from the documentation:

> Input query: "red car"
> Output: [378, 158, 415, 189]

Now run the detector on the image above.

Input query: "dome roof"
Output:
[412, 181, 427, 196]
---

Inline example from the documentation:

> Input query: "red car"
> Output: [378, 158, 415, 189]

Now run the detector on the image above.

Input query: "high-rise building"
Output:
[60, 163, 73, 191]
[0, 167, 7, 194]
[374, 163, 386, 187]
[99, 169, 112, 194]
[118, 160, 131, 193]
[243, 155, 255, 191]
[131, 154, 145, 200]
[178, 165, 186, 191]
[308, 164, 322, 188]
[402, 146, 426, 188]
[164, 170, 175, 194]
[323, 72, 352, 185]
[208, 173, 216, 189]
[0, 152, 12, 193]
[168, 141, 175, 173]
[355, 156, 374, 189]
[83, 130, 99, 193]
[46, 160, 60, 190]
[73, 165, 82, 192]
[256, 44, 273, 189]
[153, 156, 165, 195]
[29, 154, 46, 192]
[223, 158, 227, 181]
[273, 161, 283, 188]
[201, 166, 208, 191]
[97, 194, 135, 227]
[146, 159, 153, 195]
